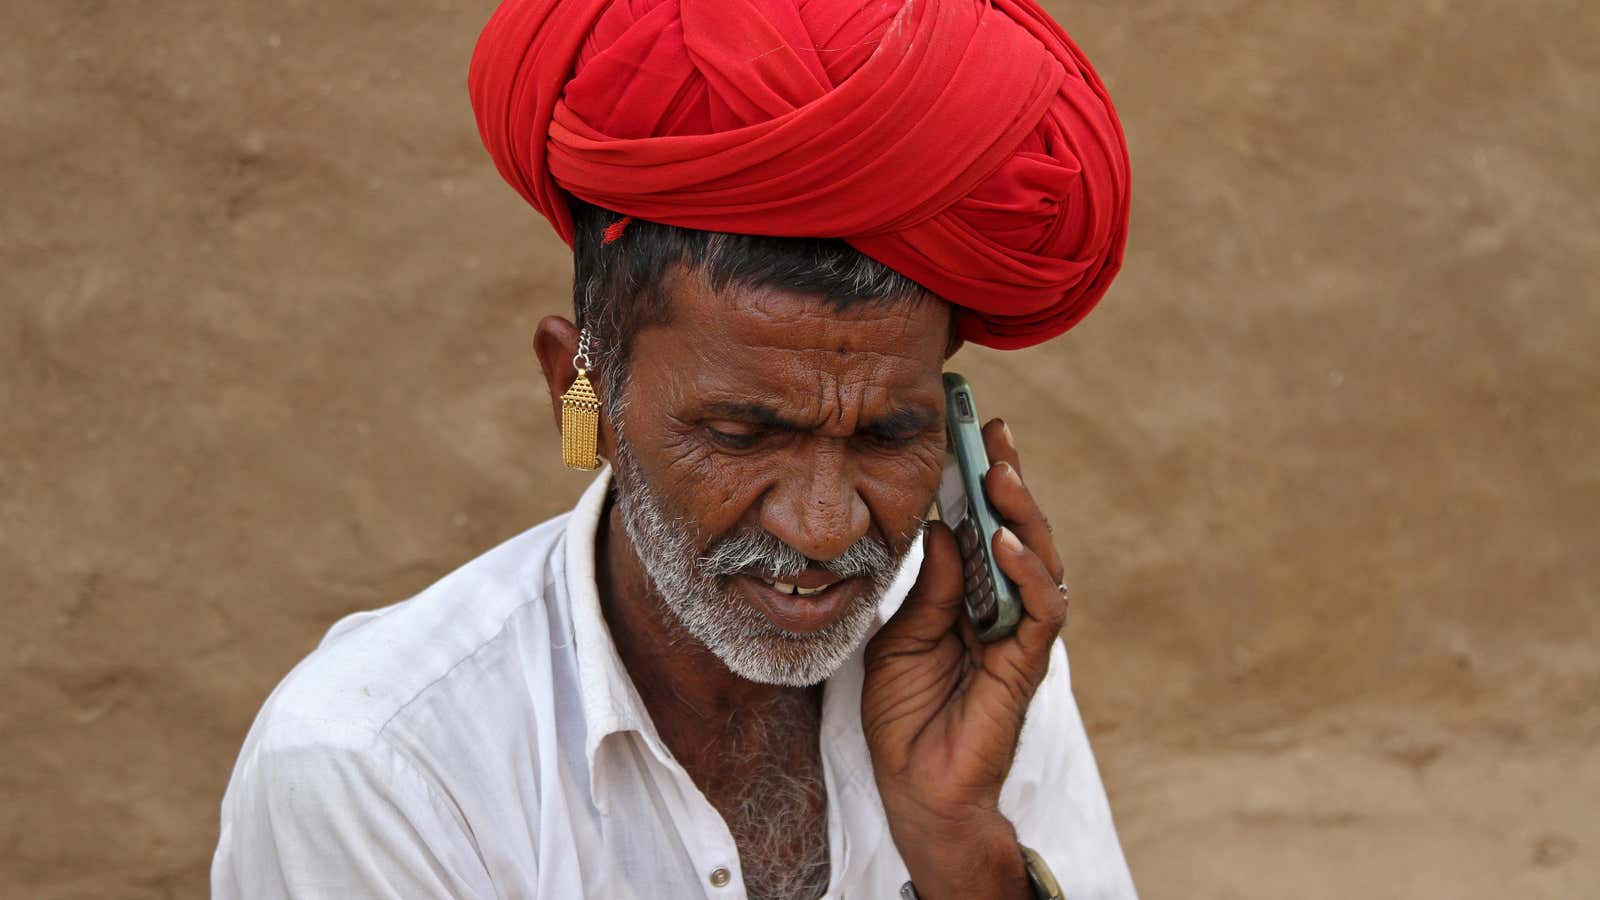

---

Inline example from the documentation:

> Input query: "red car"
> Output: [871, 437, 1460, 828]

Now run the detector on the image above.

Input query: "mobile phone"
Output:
[936, 372, 1022, 642]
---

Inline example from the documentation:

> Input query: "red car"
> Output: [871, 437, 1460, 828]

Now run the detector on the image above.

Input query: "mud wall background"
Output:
[3, 1, 1595, 897]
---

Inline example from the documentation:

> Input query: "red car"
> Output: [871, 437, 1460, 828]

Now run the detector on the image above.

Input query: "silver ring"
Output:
[1056, 581, 1069, 602]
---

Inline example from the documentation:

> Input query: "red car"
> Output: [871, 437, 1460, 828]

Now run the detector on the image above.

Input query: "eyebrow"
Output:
[701, 400, 939, 433]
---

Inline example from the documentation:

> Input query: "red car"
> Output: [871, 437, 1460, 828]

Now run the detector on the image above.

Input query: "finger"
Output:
[955, 526, 1062, 734]
[983, 460, 1064, 584]
[982, 418, 1021, 477]
[992, 526, 1069, 662]
[956, 602, 984, 665]
[877, 522, 965, 646]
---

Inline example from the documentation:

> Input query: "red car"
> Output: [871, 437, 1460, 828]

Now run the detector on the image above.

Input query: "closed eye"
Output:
[704, 424, 768, 450]
[860, 409, 940, 450]
[861, 428, 924, 449]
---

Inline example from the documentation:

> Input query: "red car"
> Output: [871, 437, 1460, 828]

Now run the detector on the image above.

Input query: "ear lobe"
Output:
[533, 316, 582, 434]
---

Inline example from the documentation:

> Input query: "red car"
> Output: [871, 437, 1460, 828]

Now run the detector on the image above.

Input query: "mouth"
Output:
[734, 571, 864, 634]
[752, 576, 833, 597]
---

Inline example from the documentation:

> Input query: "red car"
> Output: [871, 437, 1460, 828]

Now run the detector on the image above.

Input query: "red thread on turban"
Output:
[469, 0, 1131, 349]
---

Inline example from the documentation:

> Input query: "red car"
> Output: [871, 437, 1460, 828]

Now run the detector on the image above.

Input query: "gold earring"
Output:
[559, 330, 601, 471]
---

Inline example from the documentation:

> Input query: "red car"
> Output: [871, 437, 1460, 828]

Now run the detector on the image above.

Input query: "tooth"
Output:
[772, 582, 795, 595]
[795, 585, 826, 596]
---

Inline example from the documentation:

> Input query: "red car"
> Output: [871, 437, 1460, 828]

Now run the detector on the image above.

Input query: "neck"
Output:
[595, 491, 817, 734]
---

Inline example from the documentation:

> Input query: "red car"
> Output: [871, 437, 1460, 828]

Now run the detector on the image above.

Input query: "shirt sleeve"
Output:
[1001, 638, 1139, 900]
[211, 719, 497, 899]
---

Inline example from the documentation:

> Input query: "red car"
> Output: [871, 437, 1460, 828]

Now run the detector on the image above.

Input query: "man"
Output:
[213, 0, 1133, 897]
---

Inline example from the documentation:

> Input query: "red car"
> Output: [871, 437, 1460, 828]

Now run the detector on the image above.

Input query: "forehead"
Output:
[630, 264, 950, 401]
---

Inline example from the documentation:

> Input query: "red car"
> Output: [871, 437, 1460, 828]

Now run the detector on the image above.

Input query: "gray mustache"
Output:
[699, 528, 897, 581]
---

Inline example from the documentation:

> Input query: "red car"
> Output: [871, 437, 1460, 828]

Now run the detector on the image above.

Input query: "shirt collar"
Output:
[562, 467, 670, 809]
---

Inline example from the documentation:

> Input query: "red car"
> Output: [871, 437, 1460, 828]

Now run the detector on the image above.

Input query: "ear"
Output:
[941, 301, 964, 360]
[533, 316, 618, 465]
[533, 316, 580, 434]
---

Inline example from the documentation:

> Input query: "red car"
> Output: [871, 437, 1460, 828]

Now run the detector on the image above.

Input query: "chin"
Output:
[720, 648, 845, 688]
[710, 594, 879, 687]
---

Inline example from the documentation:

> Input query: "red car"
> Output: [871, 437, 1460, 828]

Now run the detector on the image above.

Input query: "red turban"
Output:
[469, 0, 1131, 349]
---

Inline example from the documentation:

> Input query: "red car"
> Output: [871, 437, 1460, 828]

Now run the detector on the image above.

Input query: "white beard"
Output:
[610, 435, 919, 687]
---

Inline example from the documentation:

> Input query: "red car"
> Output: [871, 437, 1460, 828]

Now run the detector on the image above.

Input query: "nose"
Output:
[758, 442, 870, 563]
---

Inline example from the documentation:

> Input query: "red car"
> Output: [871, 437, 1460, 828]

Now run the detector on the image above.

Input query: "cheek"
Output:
[860, 444, 945, 545]
[650, 432, 766, 538]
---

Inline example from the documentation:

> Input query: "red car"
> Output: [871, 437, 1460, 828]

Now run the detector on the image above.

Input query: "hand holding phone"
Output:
[862, 376, 1072, 889]
[935, 372, 1023, 642]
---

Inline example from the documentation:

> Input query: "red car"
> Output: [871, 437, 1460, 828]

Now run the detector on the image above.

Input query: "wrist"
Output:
[888, 810, 1030, 900]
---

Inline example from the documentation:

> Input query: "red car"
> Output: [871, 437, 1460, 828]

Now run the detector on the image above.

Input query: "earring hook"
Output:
[573, 329, 594, 370]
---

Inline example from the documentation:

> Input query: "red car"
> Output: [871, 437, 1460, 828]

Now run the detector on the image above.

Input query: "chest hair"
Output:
[688, 695, 831, 900]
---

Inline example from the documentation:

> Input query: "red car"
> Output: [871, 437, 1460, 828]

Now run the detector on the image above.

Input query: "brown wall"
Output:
[3, 1, 1595, 896]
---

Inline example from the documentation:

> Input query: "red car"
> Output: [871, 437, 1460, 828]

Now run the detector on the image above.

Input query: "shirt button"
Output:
[709, 867, 732, 888]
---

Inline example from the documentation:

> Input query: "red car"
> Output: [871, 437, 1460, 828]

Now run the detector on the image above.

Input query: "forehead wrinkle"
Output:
[630, 274, 948, 423]
[692, 371, 934, 433]
[704, 341, 931, 366]
[695, 280, 941, 351]
[635, 346, 941, 436]
[729, 347, 923, 400]
[655, 335, 936, 397]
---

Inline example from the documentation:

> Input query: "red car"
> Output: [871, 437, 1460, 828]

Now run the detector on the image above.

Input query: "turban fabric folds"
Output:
[469, 0, 1131, 349]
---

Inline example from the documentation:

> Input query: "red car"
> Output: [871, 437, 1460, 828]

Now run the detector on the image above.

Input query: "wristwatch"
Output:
[897, 844, 1063, 900]
[1020, 844, 1064, 900]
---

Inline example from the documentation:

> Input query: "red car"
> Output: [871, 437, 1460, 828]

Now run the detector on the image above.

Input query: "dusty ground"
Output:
[2, 0, 1596, 897]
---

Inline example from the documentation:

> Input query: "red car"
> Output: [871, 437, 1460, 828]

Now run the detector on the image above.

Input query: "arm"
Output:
[864, 418, 1127, 900]
[212, 721, 495, 899]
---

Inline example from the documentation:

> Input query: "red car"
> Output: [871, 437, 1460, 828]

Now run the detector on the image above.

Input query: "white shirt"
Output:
[213, 471, 1137, 899]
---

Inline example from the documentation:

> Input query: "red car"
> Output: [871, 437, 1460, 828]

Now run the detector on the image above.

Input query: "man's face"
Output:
[607, 265, 950, 686]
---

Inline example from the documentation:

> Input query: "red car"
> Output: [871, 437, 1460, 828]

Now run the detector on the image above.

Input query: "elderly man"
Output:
[213, 0, 1133, 898]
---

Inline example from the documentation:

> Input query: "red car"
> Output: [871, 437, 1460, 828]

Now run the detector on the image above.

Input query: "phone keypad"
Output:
[955, 517, 997, 627]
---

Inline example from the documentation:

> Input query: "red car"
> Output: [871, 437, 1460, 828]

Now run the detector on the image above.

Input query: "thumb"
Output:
[878, 523, 965, 646]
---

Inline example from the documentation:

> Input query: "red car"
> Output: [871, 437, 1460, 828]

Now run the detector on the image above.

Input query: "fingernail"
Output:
[997, 526, 1022, 553]
[996, 460, 1022, 484]
[1001, 421, 1015, 450]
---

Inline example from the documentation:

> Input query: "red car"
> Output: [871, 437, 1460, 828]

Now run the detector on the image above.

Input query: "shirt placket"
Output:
[636, 731, 749, 900]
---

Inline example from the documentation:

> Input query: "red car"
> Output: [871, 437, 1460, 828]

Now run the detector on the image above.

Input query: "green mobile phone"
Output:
[936, 372, 1022, 642]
